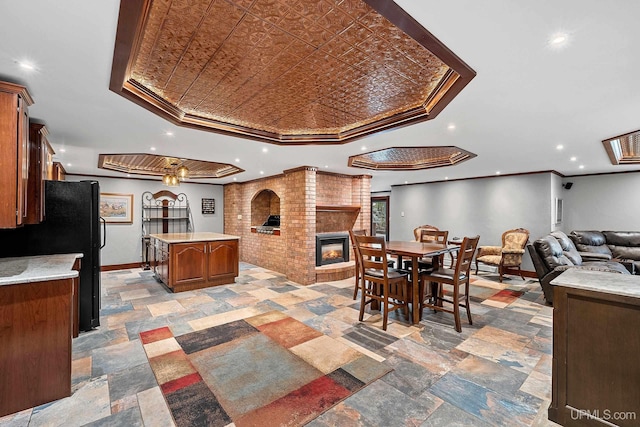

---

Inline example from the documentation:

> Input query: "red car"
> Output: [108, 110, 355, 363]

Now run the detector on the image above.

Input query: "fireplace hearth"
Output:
[316, 233, 350, 266]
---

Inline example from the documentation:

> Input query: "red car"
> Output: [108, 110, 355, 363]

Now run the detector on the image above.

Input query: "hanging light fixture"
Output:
[176, 164, 189, 179]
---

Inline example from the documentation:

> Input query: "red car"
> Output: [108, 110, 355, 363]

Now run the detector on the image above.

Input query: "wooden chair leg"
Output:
[358, 279, 367, 322]
[498, 265, 503, 282]
[382, 284, 389, 331]
[475, 259, 479, 274]
[465, 281, 473, 325]
[453, 284, 462, 333]
[518, 266, 525, 280]
[353, 261, 360, 300]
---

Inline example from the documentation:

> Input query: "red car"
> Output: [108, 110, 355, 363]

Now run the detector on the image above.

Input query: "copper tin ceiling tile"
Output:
[98, 153, 244, 178]
[110, 0, 475, 144]
[348, 146, 476, 170]
[602, 130, 640, 165]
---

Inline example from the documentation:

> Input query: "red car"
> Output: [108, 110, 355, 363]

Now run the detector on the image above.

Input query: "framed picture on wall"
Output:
[202, 198, 215, 214]
[100, 193, 134, 223]
[555, 198, 563, 224]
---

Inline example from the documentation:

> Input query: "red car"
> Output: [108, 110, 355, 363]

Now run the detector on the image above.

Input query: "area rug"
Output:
[140, 311, 392, 427]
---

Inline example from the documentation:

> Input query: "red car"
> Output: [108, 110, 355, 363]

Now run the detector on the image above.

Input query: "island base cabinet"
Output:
[549, 285, 640, 426]
[0, 278, 73, 417]
[151, 238, 239, 292]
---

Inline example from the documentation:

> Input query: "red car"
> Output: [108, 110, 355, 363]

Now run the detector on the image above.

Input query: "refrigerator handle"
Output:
[100, 217, 106, 249]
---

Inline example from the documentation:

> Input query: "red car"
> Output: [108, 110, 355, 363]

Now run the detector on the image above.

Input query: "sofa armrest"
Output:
[579, 252, 612, 261]
[477, 246, 502, 256]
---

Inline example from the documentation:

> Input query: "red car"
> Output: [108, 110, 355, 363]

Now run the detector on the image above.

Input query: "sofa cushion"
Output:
[533, 236, 574, 271]
[581, 261, 630, 275]
[569, 230, 613, 257]
[550, 231, 582, 265]
[602, 231, 640, 262]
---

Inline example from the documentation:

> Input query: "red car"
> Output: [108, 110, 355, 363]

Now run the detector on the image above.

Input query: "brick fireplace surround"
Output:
[224, 166, 371, 285]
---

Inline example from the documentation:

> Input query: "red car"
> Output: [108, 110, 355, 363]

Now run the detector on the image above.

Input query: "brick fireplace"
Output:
[224, 166, 371, 285]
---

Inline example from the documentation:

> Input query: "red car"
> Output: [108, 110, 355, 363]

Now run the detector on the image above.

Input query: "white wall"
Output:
[561, 171, 640, 231]
[388, 173, 556, 271]
[67, 175, 224, 266]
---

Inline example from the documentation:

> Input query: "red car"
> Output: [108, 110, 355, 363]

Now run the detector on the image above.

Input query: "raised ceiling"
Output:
[602, 130, 640, 165]
[98, 153, 244, 178]
[110, 0, 475, 144]
[349, 146, 476, 170]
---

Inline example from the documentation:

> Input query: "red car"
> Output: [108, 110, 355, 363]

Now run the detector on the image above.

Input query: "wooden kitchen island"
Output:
[149, 232, 240, 292]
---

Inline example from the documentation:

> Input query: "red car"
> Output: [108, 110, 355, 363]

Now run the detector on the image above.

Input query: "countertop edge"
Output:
[550, 269, 640, 299]
[0, 253, 82, 287]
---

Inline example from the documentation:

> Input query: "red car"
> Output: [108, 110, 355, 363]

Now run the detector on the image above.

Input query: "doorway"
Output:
[371, 196, 390, 241]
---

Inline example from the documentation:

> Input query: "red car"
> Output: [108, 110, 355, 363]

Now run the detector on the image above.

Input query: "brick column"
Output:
[284, 166, 317, 285]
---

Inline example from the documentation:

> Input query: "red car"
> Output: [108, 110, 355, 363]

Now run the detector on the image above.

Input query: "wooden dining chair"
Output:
[403, 229, 449, 272]
[350, 230, 411, 331]
[419, 235, 480, 332]
[351, 229, 368, 300]
[413, 224, 439, 241]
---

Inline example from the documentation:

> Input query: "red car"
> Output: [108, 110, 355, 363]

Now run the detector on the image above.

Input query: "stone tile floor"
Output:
[0, 263, 559, 426]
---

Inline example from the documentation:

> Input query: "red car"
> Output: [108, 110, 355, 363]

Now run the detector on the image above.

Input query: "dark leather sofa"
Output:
[569, 230, 640, 275]
[527, 231, 630, 304]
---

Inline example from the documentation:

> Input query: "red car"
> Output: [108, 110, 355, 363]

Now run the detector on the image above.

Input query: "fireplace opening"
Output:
[316, 233, 350, 266]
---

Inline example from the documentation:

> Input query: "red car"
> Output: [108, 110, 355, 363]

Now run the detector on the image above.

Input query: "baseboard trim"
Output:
[101, 262, 145, 272]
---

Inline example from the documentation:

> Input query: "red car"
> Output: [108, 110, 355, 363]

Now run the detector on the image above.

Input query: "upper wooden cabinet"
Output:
[52, 161, 66, 181]
[0, 81, 34, 229]
[25, 122, 54, 224]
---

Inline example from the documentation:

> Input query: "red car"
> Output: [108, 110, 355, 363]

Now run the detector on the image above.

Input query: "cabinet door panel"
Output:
[207, 240, 239, 278]
[172, 243, 206, 285]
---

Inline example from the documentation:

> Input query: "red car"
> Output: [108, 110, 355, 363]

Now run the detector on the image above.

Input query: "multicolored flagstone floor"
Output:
[0, 263, 558, 426]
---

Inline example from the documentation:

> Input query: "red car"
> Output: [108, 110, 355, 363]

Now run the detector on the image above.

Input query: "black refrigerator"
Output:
[0, 180, 104, 331]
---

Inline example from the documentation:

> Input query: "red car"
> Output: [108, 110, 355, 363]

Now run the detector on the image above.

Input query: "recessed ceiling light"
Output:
[496, 171, 501, 175]
[548, 32, 570, 49]
[66, 163, 72, 167]
[556, 144, 564, 150]
[150, 147, 156, 151]
[404, 181, 408, 184]
[570, 156, 577, 161]
[18, 61, 36, 71]
[235, 158, 240, 162]
[262, 147, 268, 153]
[447, 123, 456, 130]
[165, 131, 174, 136]
[579, 165, 585, 169]
[324, 165, 329, 168]
[259, 171, 264, 175]
[59, 148, 66, 153]
[361, 146, 367, 151]
[127, 174, 131, 177]
[233, 177, 237, 181]
[445, 177, 449, 180]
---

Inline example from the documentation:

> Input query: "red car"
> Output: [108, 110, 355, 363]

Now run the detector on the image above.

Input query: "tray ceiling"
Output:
[98, 153, 244, 178]
[348, 146, 476, 170]
[110, 0, 475, 144]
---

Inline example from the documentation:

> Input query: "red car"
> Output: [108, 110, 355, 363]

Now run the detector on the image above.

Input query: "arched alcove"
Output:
[251, 189, 281, 226]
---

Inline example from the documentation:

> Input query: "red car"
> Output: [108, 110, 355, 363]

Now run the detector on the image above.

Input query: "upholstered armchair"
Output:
[413, 224, 439, 241]
[475, 228, 530, 282]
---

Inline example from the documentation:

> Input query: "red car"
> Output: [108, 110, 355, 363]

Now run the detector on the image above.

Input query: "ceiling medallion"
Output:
[98, 153, 244, 180]
[602, 130, 640, 165]
[348, 146, 476, 170]
[110, 0, 475, 145]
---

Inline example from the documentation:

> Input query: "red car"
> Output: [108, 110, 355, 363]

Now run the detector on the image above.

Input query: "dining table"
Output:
[385, 241, 460, 324]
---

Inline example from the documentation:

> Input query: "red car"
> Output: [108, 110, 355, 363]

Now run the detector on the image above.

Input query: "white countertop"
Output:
[149, 232, 240, 243]
[551, 269, 640, 299]
[0, 253, 82, 286]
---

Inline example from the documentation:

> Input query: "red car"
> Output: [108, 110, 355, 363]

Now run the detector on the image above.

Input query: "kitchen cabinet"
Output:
[0, 81, 34, 228]
[0, 254, 81, 417]
[52, 161, 66, 181]
[25, 122, 54, 224]
[549, 270, 640, 426]
[150, 233, 239, 292]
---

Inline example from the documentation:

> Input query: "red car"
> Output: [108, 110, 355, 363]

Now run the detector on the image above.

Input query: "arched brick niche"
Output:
[251, 189, 280, 226]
